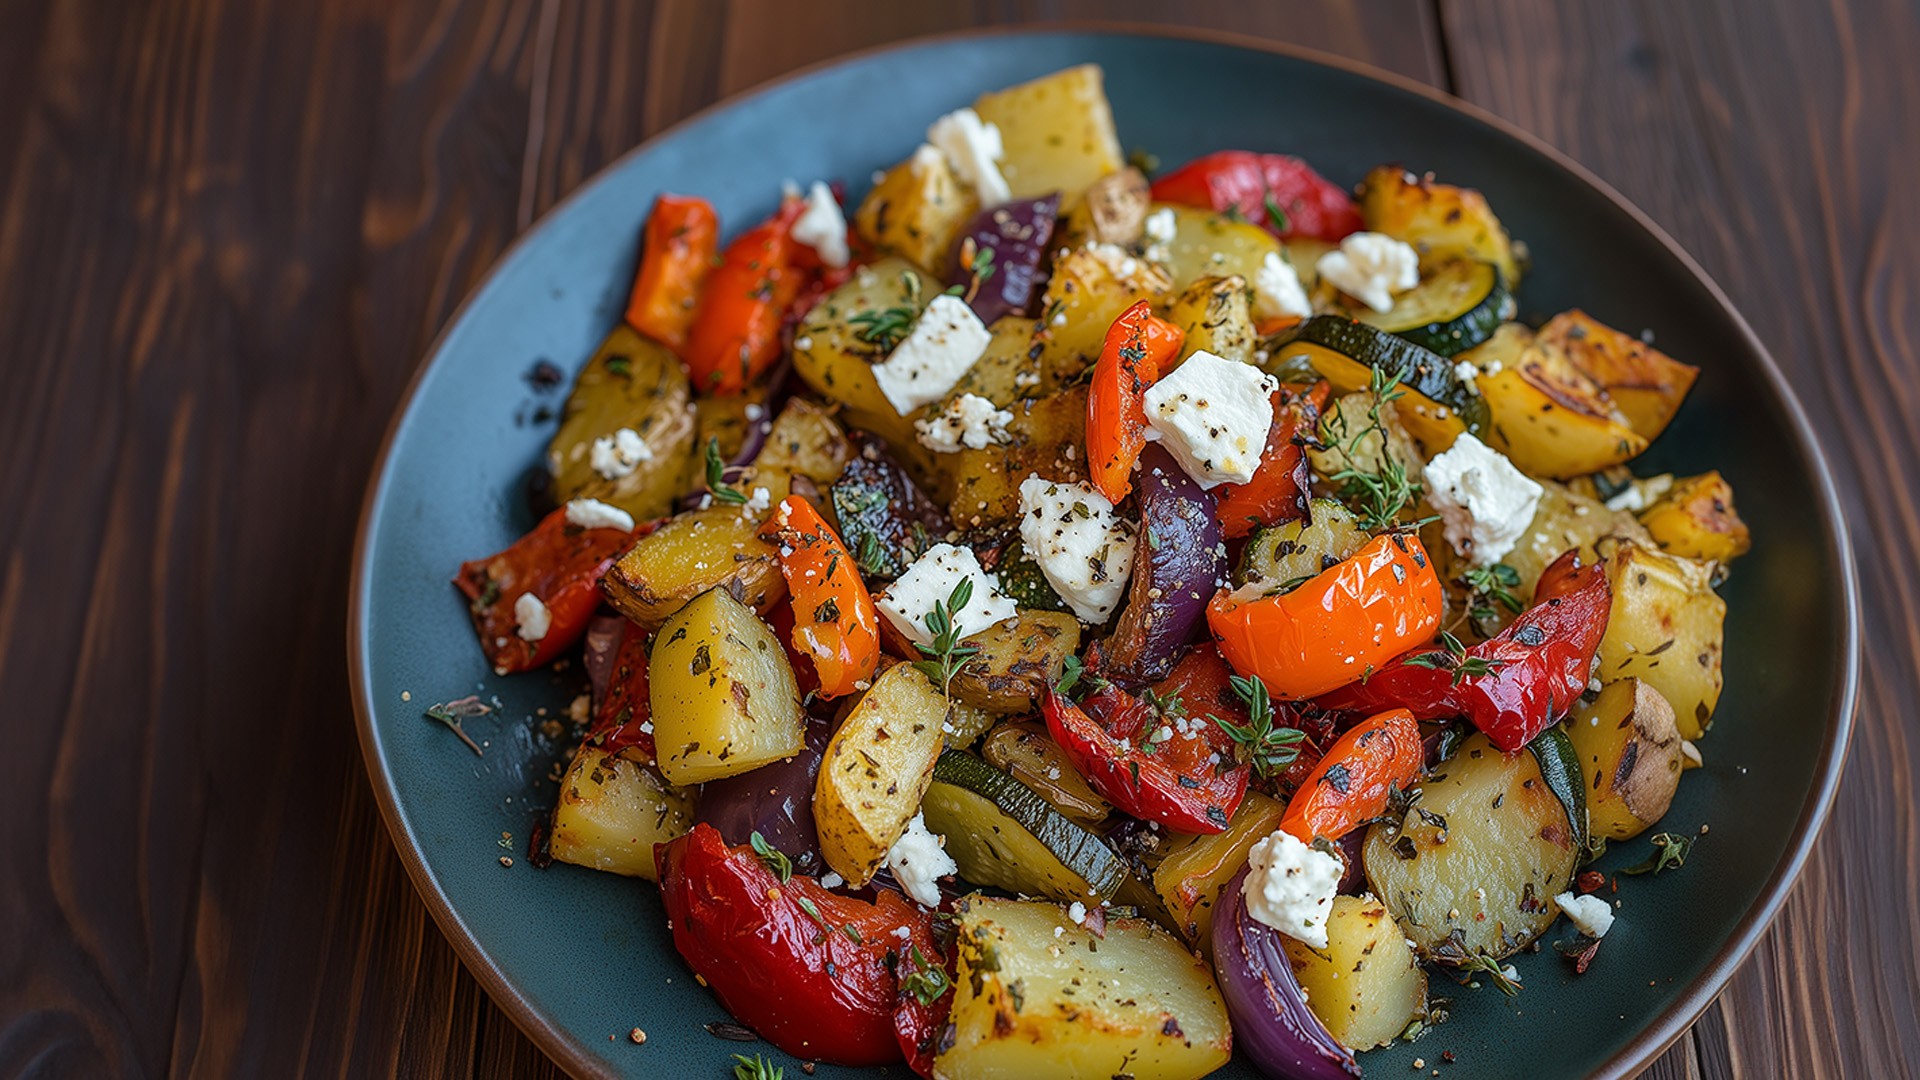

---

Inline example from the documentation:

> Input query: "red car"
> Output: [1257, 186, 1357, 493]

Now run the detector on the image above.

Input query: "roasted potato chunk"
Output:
[1594, 541, 1726, 739]
[1153, 791, 1285, 949]
[940, 897, 1232, 1080]
[548, 747, 694, 879]
[1537, 310, 1698, 441]
[1498, 480, 1648, 602]
[1074, 166, 1152, 246]
[951, 609, 1081, 713]
[1154, 205, 1285, 293]
[1639, 471, 1751, 562]
[600, 505, 783, 631]
[750, 398, 853, 495]
[546, 325, 696, 520]
[1357, 165, 1521, 286]
[971, 64, 1123, 212]
[647, 587, 804, 785]
[1568, 679, 1684, 840]
[1030, 245, 1172, 387]
[946, 385, 1089, 526]
[793, 259, 935, 450]
[1163, 274, 1257, 366]
[855, 148, 976, 273]
[814, 662, 948, 885]
[1284, 895, 1428, 1051]
[943, 315, 1043, 408]
[1478, 339, 1648, 479]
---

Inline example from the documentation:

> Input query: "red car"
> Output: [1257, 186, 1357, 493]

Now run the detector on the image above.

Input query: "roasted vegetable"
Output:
[1282, 896, 1428, 1051]
[952, 609, 1081, 713]
[1498, 479, 1647, 603]
[1153, 205, 1286, 293]
[1537, 309, 1698, 441]
[946, 385, 1089, 525]
[1594, 541, 1726, 739]
[1268, 315, 1485, 453]
[981, 722, 1113, 827]
[1214, 383, 1324, 540]
[1030, 245, 1172, 388]
[547, 746, 693, 879]
[696, 715, 830, 875]
[1164, 273, 1258, 366]
[1087, 300, 1184, 502]
[1102, 445, 1224, 684]
[1150, 150, 1363, 243]
[1351, 258, 1508, 358]
[454, 506, 635, 675]
[1075, 165, 1152, 246]
[646, 586, 804, 785]
[1043, 680, 1250, 835]
[1476, 336, 1649, 479]
[751, 398, 854, 495]
[1213, 867, 1361, 1080]
[760, 495, 879, 698]
[971, 64, 1123, 212]
[1363, 731, 1581, 960]
[948, 193, 1059, 325]
[856, 148, 977, 273]
[939, 897, 1232, 1080]
[943, 313, 1045, 408]
[1640, 470, 1751, 562]
[1154, 790, 1285, 948]
[921, 749, 1127, 903]
[1356, 165, 1521, 286]
[793, 259, 935, 450]
[1236, 498, 1368, 593]
[546, 325, 696, 519]
[600, 505, 784, 632]
[815, 662, 949, 885]
[625, 193, 718, 352]
[1568, 678, 1684, 840]
[829, 433, 951, 580]
[683, 195, 804, 394]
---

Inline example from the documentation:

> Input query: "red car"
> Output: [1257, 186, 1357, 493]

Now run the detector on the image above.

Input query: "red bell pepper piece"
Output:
[760, 496, 882, 698]
[1042, 678, 1250, 834]
[1279, 708, 1423, 843]
[892, 942, 957, 1077]
[585, 619, 653, 760]
[656, 824, 939, 1066]
[1149, 151, 1363, 242]
[1087, 300, 1185, 502]
[452, 507, 635, 675]
[682, 196, 806, 395]
[1316, 550, 1614, 752]
[1213, 381, 1330, 539]
[626, 194, 719, 352]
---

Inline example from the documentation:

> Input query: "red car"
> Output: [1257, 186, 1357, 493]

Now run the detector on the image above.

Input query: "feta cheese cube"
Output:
[563, 498, 635, 532]
[789, 179, 849, 269]
[1243, 830, 1344, 949]
[1253, 251, 1312, 321]
[1017, 477, 1137, 624]
[1144, 207, 1177, 247]
[915, 393, 1014, 452]
[871, 294, 992, 415]
[742, 486, 772, 514]
[513, 592, 552, 642]
[886, 812, 956, 908]
[1555, 891, 1616, 938]
[1141, 350, 1279, 488]
[1316, 231, 1420, 313]
[589, 427, 652, 480]
[876, 543, 1018, 648]
[1421, 433, 1543, 566]
[1452, 359, 1480, 393]
[926, 107, 1010, 206]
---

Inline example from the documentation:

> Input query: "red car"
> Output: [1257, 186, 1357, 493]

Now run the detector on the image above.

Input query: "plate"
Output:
[349, 27, 1858, 1080]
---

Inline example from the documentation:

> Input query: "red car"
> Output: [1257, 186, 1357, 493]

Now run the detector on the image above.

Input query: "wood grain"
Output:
[0, 2, 1908, 1078]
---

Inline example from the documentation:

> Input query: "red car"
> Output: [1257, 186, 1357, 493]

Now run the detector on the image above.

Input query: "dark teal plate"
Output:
[350, 27, 1857, 1080]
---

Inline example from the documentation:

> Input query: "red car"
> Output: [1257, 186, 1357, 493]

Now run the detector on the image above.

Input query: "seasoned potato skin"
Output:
[1283, 895, 1428, 1050]
[600, 505, 784, 631]
[951, 609, 1081, 714]
[813, 662, 948, 885]
[546, 324, 695, 520]
[1477, 338, 1648, 479]
[792, 260, 934, 451]
[1357, 165, 1521, 285]
[1163, 274, 1257, 367]
[1537, 309, 1698, 440]
[854, 150, 976, 274]
[970, 64, 1124, 212]
[548, 747, 693, 879]
[1594, 541, 1726, 739]
[1639, 471, 1751, 563]
[1568, 679, 1684, 840]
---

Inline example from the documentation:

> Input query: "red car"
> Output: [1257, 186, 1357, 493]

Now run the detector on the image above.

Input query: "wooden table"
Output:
[1, 2, 1913, 1076]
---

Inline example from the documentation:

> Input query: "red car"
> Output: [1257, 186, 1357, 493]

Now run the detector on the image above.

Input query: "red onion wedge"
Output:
[1213, 866, 1361, 1079]
[695, 713, 831, 875]
[1103, 444, 1224, 685]
[947, 193, 1059, 324]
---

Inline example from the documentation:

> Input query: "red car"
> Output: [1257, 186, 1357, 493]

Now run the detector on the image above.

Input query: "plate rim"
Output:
[346, 22, 1861, 1080]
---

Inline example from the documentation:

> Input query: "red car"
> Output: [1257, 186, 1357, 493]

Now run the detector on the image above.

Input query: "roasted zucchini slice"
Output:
[1353, 259, 1510, 357]
[1265, 315, 1488, 451]
[921, 749, 1127, 904]
[1234, 498, 1368, 596]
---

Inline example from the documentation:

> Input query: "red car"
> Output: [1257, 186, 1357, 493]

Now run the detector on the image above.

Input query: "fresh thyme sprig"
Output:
[961, 242, 997, 304]
[1320, 366, 1421, 530]
[749, 831, 792, 884]
[1458, 951, 1524, 997]
[1210, 675, 1306, 778]
[732, 1053, 784, 1080]
[1462, 563, 1525, 625]
[1403, 630, 1507, 685]
[1619, 831, 1696, 876]
[899, 945, 953, 1006]
[849, 305, 916, 350]
[423, 696, 491, 756]
[704, 437, 749, 505]
[911, 579, 981, 697]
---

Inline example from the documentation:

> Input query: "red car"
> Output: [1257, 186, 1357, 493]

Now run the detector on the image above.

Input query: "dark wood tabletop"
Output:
[2, 1, 1914, 1077]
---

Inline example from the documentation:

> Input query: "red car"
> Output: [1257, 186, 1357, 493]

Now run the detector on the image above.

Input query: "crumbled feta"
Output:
[819, 871, 845, 890]
[1452, 360, 1480, 393]
[1017, 477, 1137, 624]
[915, 393, 1013, 452]
[1681, 740, 1702, 767]
[877, 543, 1018, 648]
[1422, 433, 1544, 566]
[564, 498, 635, 532]
[1253, 251, 1312, 321]
[567, 693, 591, 723]
[1082, 241, 1154, 288]
[1555, 891, 1616, 938]
[590, 427, 653, 480]
[907, 142, 945, 178]
[1066, 901, 1087, 925]
[790, 180, 849, 269]
[886, 813, 956, 908]
[926, 107, 1010, 206]
[740, 486, 772, 514]
[1144, 207, 1177, 247]
[1316, 232, 1420, 313]
[1243, 830, 1344, 949]
[1142, 350, 1279, 488]
[872, 294, 992, 415]
[513, 593, 552, 642]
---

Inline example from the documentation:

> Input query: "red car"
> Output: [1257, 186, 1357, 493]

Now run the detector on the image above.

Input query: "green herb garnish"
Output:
[1320, 365, 1421, 530]
[704, 437, 749, 505]
[849, 305, 917, 350]
[1458, 951, 1523, 997]
[732, 1053, 784, 1080]
[1619, 831, 1696, 876]
[1463, 563, 1525, 624]
[749, 831, 792, 884]
[1403, 630, 1507, 685]
[911, 579, 981, 697]
[1210, 674, 1306, 778]
[1264, 192, 1291, 234]
[423, 697, 490, 756]
[900, 945, 953, 1006]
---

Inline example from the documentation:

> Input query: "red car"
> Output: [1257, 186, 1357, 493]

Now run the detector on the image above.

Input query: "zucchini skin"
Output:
[1359, 260, 1510, 357]
[924, 749, 1127, 903]
[1529, 725, 1590, 859]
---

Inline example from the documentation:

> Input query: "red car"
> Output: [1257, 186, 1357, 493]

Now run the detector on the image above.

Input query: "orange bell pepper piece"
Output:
[758, 496, 880, 697]
[1214, 380, 1330, 539]
[1086, 301, 1184, 502]
[626, 194, 719, 352]
[1279, 708, 1422, 843]
[1208, 532, 1443, 700]
[682, 196, 804, 395]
